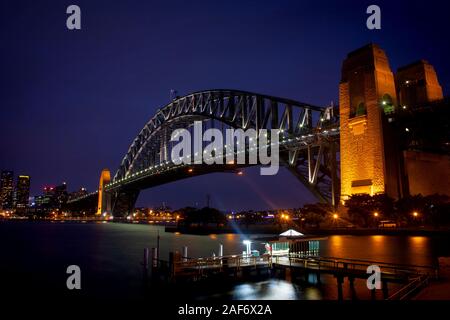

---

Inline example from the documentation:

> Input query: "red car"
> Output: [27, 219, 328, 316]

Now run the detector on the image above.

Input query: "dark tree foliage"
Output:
[180, 207, 227, 227]
[345, 194, 395, 227]
[301, 203, 333, 228]
[345, 193, 449, 227]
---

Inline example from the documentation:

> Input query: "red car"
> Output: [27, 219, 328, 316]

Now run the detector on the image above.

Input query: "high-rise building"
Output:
[36, 186, 56, 210]
[54, 182, 68, 208]
[0, 170, 14, 210]
[34, 183, 69, 212]
[15, 175, 30, 210]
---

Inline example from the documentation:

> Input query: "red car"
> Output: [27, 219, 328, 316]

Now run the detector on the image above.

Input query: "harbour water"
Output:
[0, 221, 445, 301]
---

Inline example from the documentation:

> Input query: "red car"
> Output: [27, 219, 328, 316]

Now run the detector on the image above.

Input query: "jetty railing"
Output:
[274, 255, 437, 278]
[173, 254, 272, 277]
[169, 253, 437, 282]
[387, 275, 430, 300]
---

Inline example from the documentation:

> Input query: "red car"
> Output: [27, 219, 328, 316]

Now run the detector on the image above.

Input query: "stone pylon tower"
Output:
[339, 44, 400, 201]
[396, 60, 444, 108]
[97, 168, 111, 215]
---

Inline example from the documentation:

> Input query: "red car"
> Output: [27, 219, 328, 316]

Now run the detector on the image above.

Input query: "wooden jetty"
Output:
[161, 253, 437, 300]
[144, 231, 437, 300]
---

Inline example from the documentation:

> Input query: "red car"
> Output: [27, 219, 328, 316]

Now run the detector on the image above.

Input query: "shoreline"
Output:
[165, 225, 450, 237]
[3, 219, 450, 237]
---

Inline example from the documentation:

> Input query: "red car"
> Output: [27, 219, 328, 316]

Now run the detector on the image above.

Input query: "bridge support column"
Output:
[371, 288, 377, 300]
[285, 267, 292, 282]
[182, 246, 188, 262]
[142, 248, 149, 285]
[382, 280, 389, 299]
[336, 275, 344, 301]
[151, 247, 158, 275]
[304, 270, 309, 283]
[349, 277, 357, 300]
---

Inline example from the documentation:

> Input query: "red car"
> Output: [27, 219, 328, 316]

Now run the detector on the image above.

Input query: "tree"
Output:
[424, 194, 450, 227]
[181, 207, 226, 227]
[301, 203, 332, 228]
[396, 194, 450, 227]
[395, 194, 425, 226]
[345, 193, 395, 227]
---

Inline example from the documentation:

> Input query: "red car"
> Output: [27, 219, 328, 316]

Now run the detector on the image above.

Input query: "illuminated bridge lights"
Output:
[70, 90, 341, 209]
[104, 134, 327, 191]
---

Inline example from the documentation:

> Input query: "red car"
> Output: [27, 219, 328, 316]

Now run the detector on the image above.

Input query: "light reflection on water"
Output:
[232, 280, 301, 300]
[0, 222, 441, 300]
[322, 235, 433, 266]
[228, 279, 323, 300]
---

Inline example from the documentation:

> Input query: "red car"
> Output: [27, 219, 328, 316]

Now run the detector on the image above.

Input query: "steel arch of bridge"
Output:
[104, 89, 340, 215]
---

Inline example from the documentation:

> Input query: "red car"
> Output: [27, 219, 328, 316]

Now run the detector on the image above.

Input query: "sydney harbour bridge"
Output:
[66, 44, 449, 216]
[67, 89, 340, 216]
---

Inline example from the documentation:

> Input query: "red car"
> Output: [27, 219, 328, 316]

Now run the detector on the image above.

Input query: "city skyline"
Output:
[0, 170, 31, 210]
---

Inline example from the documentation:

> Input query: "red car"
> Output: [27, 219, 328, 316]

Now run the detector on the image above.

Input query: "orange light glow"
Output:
[226, 234, 236, 240]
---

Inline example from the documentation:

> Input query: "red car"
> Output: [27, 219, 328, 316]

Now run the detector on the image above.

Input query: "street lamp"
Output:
[413, 211, 419, 217]
[333, 213, 338, 220]
[373, 212, 379, 217]
[243, 240, 252, 256]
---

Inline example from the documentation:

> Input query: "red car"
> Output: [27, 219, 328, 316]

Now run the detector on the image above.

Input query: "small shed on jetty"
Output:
[256, 229, 327, 257]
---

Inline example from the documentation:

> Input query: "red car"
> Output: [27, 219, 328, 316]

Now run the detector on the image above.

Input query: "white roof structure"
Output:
[279, 229, 304, 237]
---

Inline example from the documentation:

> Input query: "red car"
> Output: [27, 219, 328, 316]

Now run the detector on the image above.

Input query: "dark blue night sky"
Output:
[1, 0, 449, 210]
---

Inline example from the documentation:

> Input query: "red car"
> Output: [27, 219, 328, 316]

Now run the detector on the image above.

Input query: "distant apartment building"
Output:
[14, 175, 30, 211]
[34, 183, 68, 210]
[0, 170, 14, 210]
